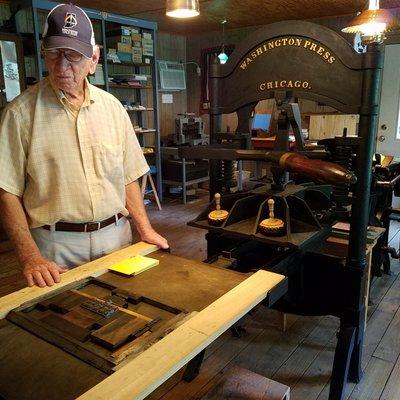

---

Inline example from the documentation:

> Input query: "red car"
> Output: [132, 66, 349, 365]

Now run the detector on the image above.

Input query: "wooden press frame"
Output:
[206, 19, 384, 400]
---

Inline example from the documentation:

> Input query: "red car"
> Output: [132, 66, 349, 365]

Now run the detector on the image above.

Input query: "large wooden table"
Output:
[0, 242, 286, 400]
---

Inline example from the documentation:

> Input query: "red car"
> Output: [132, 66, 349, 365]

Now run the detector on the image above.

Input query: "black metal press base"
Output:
[329, 325, 363, 400]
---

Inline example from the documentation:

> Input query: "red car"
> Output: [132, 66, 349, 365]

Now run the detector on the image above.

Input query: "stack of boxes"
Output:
[106, 26, 154, 64]
[131, 30, 143, 63]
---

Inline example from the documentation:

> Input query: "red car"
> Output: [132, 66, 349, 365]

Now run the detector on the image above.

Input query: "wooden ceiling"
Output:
[46, 0, 400, 34]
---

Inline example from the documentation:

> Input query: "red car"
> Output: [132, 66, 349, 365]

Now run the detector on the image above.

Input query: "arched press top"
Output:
[209, 20, 381, 115]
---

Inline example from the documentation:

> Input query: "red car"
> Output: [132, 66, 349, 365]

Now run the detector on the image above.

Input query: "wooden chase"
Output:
[7, 278, 189, 373]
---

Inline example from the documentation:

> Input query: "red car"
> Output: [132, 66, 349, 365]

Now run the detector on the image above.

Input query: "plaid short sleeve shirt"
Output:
[0, 78, 149, 228]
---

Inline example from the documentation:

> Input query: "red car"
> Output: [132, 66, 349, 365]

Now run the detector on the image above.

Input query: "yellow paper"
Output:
[109, 255, 159, 276]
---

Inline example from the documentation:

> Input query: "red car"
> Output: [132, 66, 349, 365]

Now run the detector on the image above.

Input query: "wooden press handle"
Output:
[215, 193, 221, 211]
[268, 198, 275, 219]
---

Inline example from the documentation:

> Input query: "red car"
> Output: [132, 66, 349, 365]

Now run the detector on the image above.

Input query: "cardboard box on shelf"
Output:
[142, 37, 153, 45]
[142, 44, 153, 56]
[131, 33, 142, 42]
[132, 47, 143, 63]
[132, 40, 142, 48]
[116, 51, 133, 63]
[142, 37, 154, 56]
[117, 42, 133, 53]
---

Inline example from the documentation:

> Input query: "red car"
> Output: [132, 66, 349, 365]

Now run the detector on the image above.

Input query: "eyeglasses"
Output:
[43, 49, 84, 63]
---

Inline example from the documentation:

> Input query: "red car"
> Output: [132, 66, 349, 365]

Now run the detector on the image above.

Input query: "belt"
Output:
[42, 213, 124, 233]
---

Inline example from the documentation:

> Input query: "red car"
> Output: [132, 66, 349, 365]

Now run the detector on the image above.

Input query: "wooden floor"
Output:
[1, 189, 400, 400]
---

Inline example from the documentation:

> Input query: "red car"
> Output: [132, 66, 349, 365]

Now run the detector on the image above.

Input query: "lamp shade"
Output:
[166, 0, 200, 18]
[342, 8, 398, 34]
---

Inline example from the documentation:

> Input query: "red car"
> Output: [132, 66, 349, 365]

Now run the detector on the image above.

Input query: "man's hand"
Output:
[140, 228, 169, 250]
[125, 181, 169, 250]
[22, 256, 68, 288]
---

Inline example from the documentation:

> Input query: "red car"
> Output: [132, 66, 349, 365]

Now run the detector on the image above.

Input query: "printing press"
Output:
[179, 20, 400, 400]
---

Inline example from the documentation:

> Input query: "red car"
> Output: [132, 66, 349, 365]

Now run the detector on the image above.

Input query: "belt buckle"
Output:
[84, 222, 101, 232]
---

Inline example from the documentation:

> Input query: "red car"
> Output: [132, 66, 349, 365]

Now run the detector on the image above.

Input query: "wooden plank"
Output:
[362, 275, 400, 368]
[198, 365, 290, 400]
[348, 356, 393, 400]
[234, 315, 319, 379]
[272, 315, 338, 388]
[368, 267, 399, 318]
[380, 354, 400, 400]
[308, 114, 358, 140]
[373, 305, 400, 363]
[77, 269, 285, 400]
[0, 241, 158, 319]
[289, 337, 336, 400]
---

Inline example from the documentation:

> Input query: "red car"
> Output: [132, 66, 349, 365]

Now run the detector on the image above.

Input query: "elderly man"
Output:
[0, 3, 168, 288]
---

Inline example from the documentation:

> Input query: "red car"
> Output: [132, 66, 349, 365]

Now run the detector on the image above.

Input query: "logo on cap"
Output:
[64, 13, 77, 28]
[62, 12, 78, 37]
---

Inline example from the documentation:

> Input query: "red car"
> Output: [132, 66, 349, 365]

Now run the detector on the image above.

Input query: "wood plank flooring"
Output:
[1, 191, 400, 400]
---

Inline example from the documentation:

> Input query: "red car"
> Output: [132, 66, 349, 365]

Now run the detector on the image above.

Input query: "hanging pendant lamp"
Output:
[218, 20, 228, 64]
[342, 0, 398, 43]
[166, 0, 200, 18]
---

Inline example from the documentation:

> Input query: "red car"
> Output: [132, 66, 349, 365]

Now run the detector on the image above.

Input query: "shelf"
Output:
[107, 61, 152, 67]
[108, 83, 153, 89]
[126, 108, 154, 112]
[136, 129, 156, 134]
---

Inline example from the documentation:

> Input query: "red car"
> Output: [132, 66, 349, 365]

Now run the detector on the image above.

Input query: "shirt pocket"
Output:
[94, 143, 124, 179]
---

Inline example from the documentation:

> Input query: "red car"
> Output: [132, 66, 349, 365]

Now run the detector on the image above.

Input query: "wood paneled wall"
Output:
[156, 32, 187, 141]
[0, 3, 10, 27]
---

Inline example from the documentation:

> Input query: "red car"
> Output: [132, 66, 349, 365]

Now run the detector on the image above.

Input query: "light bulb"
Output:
[218, 52, 228, 64]
[360, 21, 387, 35]
[166, 8, 199, 18]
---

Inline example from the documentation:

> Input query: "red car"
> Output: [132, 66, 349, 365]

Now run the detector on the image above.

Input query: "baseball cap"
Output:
[42, 3, 95, 58]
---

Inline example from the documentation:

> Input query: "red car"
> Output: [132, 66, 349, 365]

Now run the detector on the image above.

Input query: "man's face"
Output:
[44, 47, 99, 93]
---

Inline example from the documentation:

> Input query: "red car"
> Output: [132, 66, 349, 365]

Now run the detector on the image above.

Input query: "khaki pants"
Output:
[30, 216, 132, 268]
